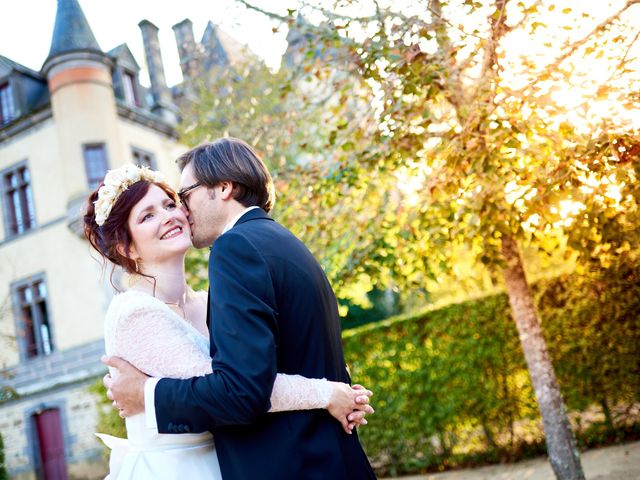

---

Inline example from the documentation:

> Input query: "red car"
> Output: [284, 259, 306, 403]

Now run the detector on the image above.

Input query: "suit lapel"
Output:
[206, 288, 211, 330]
[206, 288, 218, 355]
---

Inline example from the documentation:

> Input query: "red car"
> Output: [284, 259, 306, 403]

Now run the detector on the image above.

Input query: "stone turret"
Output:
[42, 0, 123, 207]
[139, 20, 179, 125]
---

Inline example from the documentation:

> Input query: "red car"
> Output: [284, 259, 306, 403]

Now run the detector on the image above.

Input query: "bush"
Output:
[343, 263, 640, 476]
[0, 431, 8, 480]
[537, 261, 640, 418]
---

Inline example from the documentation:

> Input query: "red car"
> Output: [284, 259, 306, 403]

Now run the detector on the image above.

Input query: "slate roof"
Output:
[47, 0, 102, 60]
[108, 44, 141, 72]
[0, 55, 43, 80]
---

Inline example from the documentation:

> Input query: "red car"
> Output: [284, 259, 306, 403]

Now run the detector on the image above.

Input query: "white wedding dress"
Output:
[97, 290, 334, 479]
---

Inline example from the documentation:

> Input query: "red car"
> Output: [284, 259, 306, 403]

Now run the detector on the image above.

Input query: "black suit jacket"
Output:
[155, 208, 376, 479]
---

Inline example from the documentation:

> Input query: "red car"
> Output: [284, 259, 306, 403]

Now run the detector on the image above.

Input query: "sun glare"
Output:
[398, 163, 432, 208]
[499, 0, 640, 132]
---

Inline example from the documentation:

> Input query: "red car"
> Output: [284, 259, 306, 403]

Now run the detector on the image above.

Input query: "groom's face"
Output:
[179, 163, 227, 248]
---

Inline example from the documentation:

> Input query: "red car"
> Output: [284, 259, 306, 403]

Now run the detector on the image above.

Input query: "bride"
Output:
[83, 164, 374, 479]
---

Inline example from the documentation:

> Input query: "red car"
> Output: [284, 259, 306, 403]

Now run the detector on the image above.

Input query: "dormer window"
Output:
[0, 82, 16, 125]
[122, 70, 140, 107]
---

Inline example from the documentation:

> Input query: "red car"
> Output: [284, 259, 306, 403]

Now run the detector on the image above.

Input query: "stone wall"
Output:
[0, 379, 107, 479]
[0, 339, 108, 479]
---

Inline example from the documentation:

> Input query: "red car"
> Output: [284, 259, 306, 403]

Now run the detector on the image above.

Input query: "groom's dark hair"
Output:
[176, 137, 275, 213]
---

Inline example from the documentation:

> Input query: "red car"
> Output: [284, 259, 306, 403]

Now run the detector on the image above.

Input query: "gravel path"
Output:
[384, 441, 640, 480]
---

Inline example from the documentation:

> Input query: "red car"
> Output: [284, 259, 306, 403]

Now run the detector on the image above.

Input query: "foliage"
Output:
[88, 378, 126, 448]
[185, 248, 209, 292]
[0, 431, 7, 480]
[340, 287, 404, 329]
[343, 265, 640, 476]
[177, 22, 380, 305]
[179, 61, 294, 169]
[537, 257, 640, 417]
[183, 3, 639, 475]
[177, 44, 367, 174]
[0, 386, 17, 404]
[225, 3, 640, 476]
[241, 0, 640, 297]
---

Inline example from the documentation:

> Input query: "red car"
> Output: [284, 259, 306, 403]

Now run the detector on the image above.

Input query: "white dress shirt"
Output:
[144, 205, 261, 429]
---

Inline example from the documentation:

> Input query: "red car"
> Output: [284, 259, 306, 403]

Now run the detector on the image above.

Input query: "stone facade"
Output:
[2, 379, 107, 480]
[1, 340, 107, 478]
[0, 1, 258, 478]
[0, 0, 183, 478]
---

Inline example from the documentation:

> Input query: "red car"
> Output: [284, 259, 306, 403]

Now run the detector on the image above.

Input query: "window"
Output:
[3, 164, 36, 236]
[122, 71, 140, 107]
[83, 144, 108, 189]
[13, 277, 53, 359]
[0, 82, 16, 125]
[132, 147, 155, 169]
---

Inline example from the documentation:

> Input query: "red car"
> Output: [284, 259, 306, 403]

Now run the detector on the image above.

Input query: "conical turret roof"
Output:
[47, 0, 101, 58]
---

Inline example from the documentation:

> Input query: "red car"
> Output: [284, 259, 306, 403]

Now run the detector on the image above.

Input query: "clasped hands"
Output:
[102, 355, 375, 434]
[327, 382, 375, 434]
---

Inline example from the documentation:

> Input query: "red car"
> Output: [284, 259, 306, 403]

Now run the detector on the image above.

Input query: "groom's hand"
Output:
[101, 355, 149, 418]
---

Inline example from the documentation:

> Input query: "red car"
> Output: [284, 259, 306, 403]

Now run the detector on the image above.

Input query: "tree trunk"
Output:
[501, 235, 585, 480]
[481, 420, 498, 450]
[600, 398, 614, 431]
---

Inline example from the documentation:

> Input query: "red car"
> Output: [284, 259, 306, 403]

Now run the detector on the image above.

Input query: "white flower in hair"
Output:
[93, 164, 167, 226]
[124, 164, 141, 182]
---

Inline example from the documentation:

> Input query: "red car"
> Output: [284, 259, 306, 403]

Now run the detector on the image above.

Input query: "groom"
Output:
[104, 137, 377, 479]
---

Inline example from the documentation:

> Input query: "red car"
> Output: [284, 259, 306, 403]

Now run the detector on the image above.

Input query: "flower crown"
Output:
[94, 164, 166, 226]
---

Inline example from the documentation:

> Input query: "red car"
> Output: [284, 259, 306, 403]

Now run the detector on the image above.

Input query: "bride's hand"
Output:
[327, 382, 374, 434]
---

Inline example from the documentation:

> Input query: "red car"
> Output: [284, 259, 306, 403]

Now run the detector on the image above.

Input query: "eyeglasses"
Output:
[177, 182, 202, 211]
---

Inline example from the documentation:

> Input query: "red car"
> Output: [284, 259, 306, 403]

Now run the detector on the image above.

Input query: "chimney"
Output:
[172, 19, 200, 81]
[138, 19, 178, 125]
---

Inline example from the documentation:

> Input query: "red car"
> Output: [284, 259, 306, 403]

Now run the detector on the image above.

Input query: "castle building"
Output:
[0, 0, 248, 478]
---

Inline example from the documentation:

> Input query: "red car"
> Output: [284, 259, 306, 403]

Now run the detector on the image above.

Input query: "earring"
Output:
[134, 259, 140, 273]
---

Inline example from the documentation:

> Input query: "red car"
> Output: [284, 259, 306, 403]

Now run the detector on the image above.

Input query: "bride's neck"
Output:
[130, 258, 189, 303]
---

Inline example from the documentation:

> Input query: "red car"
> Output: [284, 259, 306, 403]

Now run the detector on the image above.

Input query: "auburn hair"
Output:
[83, 180, 179, 285]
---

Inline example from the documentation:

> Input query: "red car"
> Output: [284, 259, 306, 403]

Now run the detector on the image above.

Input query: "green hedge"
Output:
[343, 263, 640, 476]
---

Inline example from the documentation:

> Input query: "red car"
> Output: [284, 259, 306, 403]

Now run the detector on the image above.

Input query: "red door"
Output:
[34, 409, 68, 480]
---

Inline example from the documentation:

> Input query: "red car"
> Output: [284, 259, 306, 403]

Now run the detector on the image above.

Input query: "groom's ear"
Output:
[219, 181, 234, 200]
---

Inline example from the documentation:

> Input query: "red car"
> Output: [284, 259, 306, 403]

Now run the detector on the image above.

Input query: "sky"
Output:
[0, 0, 294, 87]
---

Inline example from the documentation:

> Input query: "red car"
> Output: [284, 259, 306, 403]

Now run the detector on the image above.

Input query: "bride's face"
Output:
[126, 184, 192, 266]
